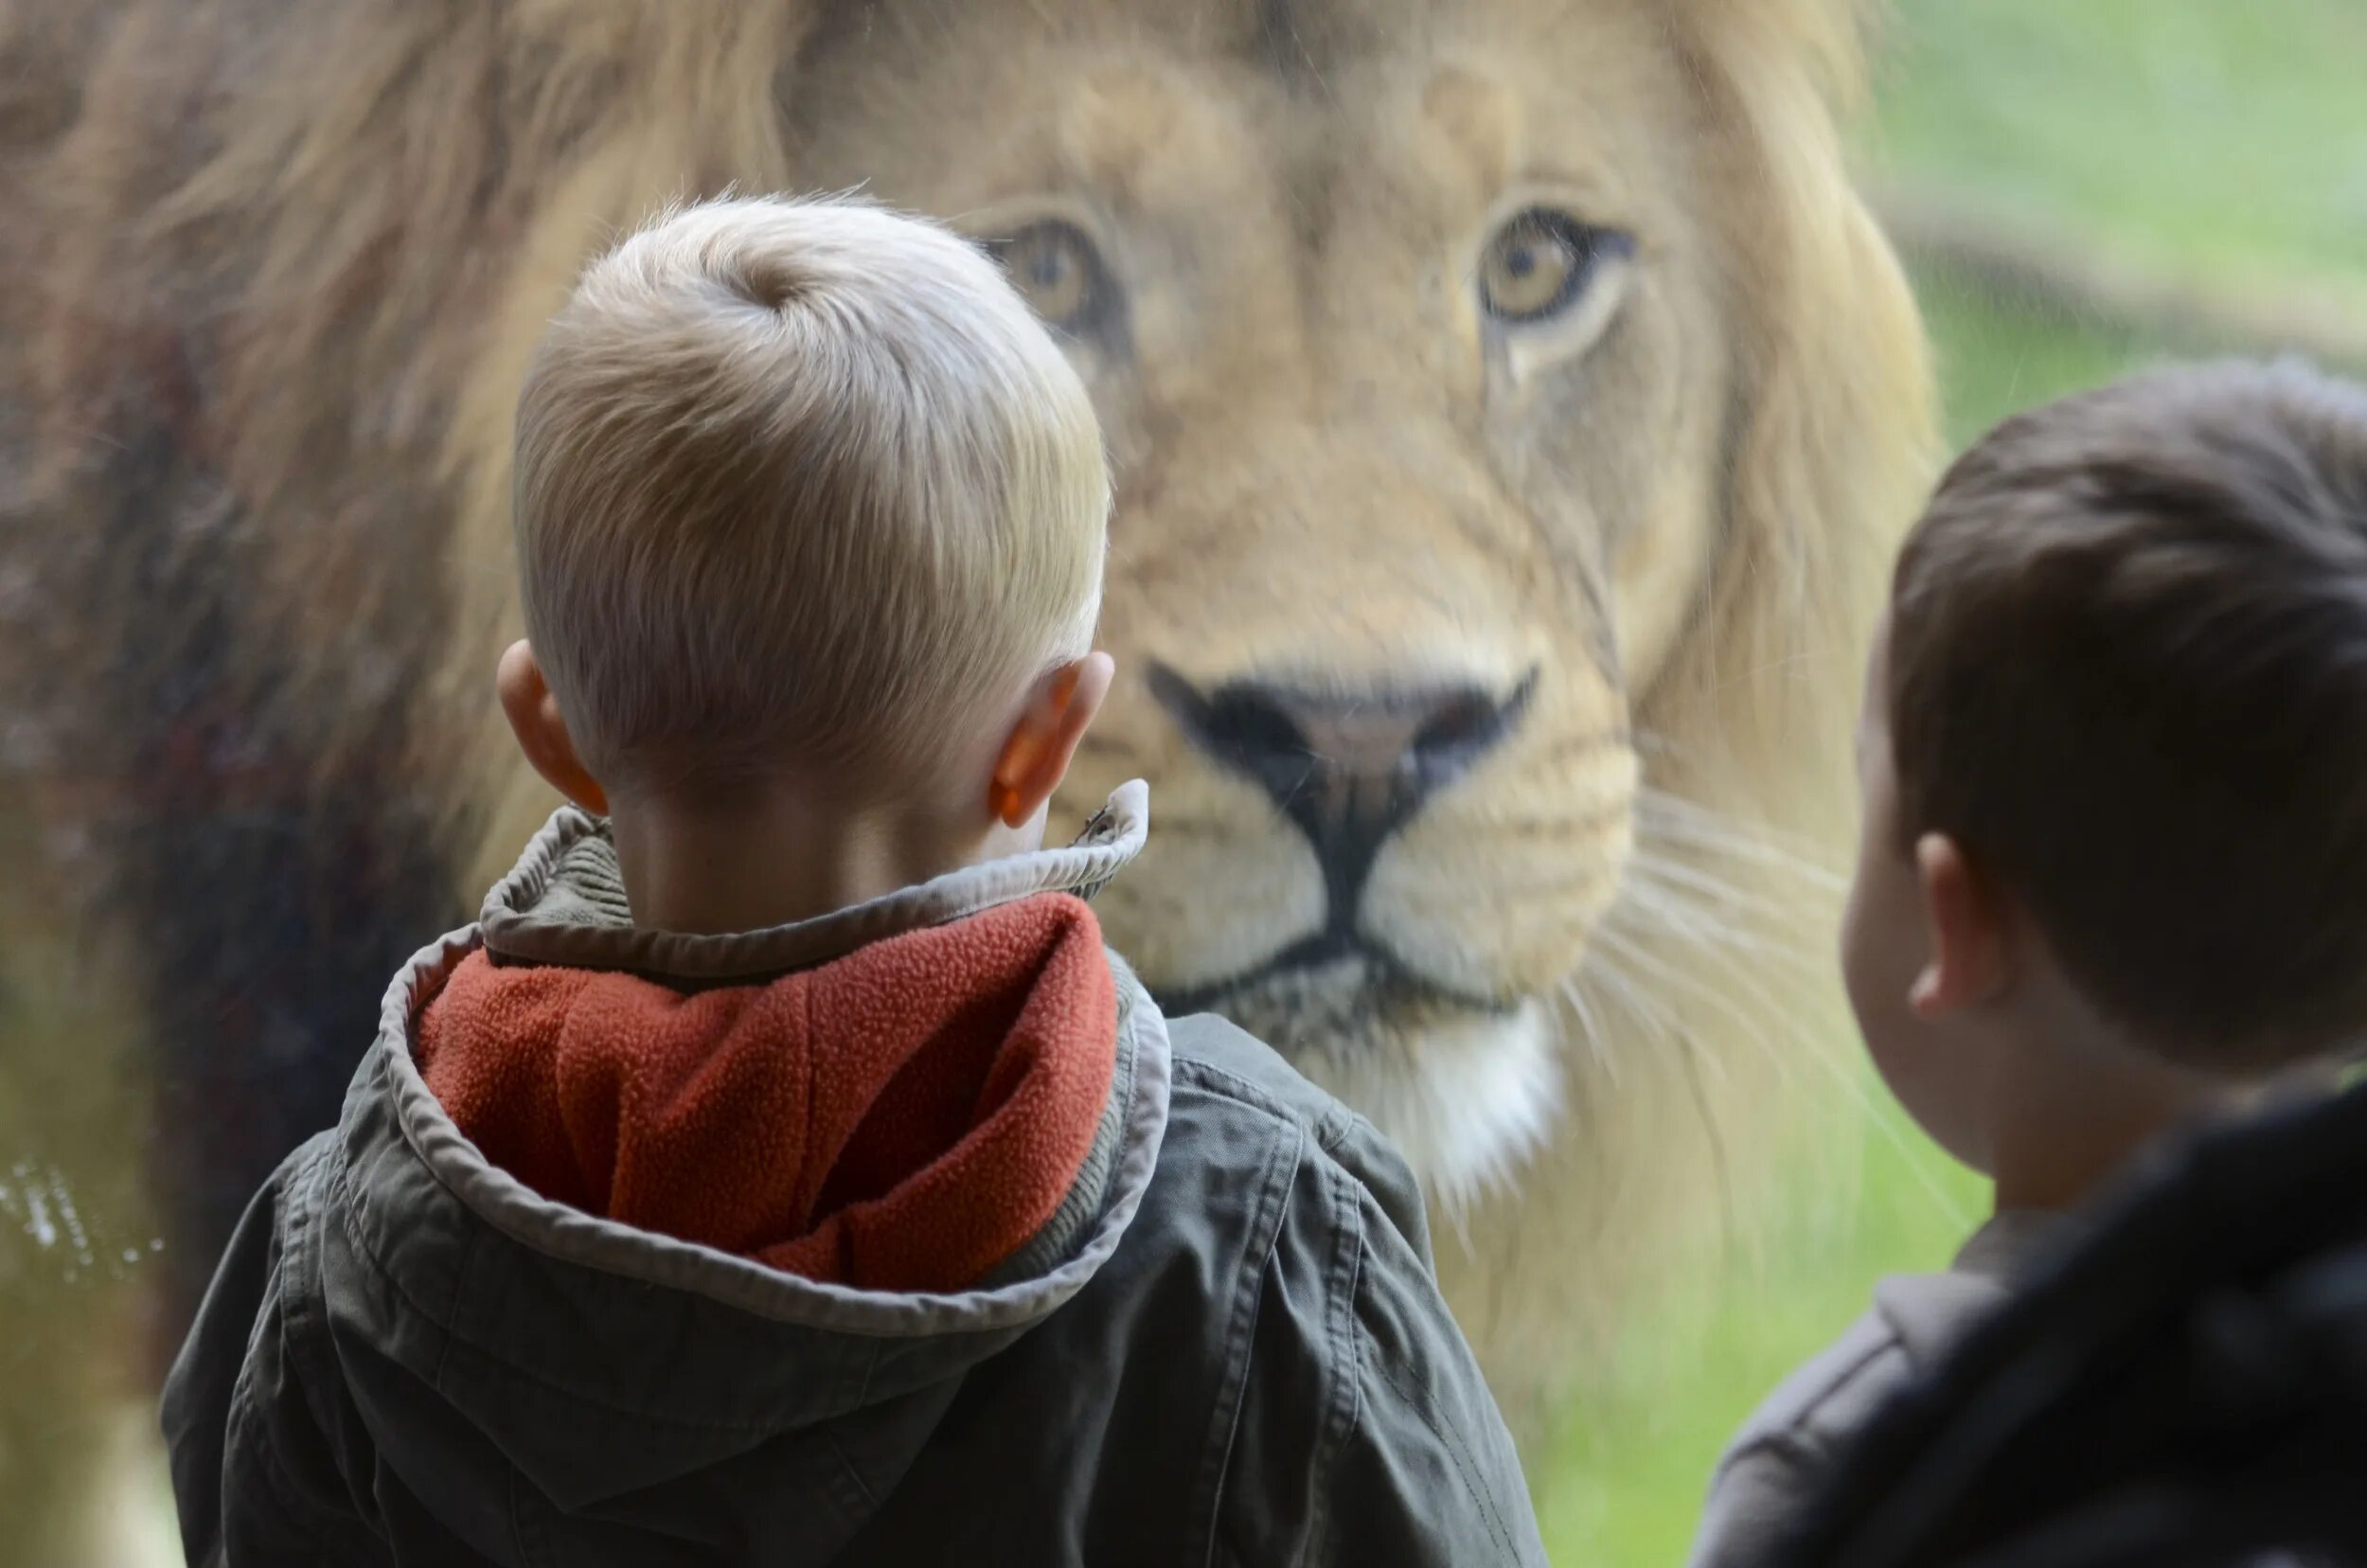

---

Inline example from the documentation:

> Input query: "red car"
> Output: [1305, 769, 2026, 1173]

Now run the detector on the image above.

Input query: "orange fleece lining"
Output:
[417, 893, 1118, 1292]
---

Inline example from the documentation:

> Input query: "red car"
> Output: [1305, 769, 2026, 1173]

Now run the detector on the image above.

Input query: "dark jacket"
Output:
[161, 783, 1547, 1566]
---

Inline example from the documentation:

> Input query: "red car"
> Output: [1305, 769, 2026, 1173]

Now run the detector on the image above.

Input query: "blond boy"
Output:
[162, 196, 1545, 1567]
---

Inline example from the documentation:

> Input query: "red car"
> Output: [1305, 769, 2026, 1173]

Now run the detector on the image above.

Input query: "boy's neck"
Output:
[607, 785, 1033, 935]
[1983, 1009, 2230, 1216]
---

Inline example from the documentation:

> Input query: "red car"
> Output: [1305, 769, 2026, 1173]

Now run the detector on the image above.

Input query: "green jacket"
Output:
[162, 783, 1547, 1566]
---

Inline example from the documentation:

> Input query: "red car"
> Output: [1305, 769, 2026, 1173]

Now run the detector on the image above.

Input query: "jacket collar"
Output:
[478, 779, 1149, 982]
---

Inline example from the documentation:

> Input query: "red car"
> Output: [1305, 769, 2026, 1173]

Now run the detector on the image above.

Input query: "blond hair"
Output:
[512, 193, 1109, 798]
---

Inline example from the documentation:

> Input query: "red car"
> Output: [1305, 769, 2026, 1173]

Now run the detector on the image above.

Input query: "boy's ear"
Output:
[990, 652, 1115, 829]
[496, 640, 609, 816]
[1907, 831, 2009, 1020]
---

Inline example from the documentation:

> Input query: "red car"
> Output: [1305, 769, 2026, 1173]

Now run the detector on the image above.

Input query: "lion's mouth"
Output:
[1158, 942, 1567, 1190]
[1152, 928, 1518, 1027]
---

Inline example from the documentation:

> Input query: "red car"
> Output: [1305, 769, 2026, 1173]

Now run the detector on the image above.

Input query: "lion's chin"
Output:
[1166, 957, 1563, 1202]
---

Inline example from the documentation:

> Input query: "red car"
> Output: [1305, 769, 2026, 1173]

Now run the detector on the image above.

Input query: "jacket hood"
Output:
[329, 785, 1170, 1527]
[416, 893, 1120, 1294]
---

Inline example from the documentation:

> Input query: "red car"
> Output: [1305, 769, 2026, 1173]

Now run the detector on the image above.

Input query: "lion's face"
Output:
[789, 2, 1735, 1185]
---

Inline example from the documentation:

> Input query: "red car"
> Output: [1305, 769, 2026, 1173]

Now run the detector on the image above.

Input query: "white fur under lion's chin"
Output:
[1280, 1001, 1564, 1205]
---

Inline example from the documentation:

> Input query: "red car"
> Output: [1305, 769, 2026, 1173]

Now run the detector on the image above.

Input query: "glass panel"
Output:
[2, 2, 2358, 1562]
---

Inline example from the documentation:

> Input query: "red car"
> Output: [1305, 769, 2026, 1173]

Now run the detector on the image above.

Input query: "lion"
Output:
[0, 0, 1931, 1551]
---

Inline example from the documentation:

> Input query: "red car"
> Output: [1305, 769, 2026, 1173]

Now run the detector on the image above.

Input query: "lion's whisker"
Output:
[1611, 883, 1832, 982]
[1611, 848, 1835, 975]
[1633, 817, 1848, 895]
[1634, 789, 1836, 856]
[1431, 1175, 1483, 1263]
[1613, 870, 1811, 951]
[1557, 976, 1623, 1087]
[1620, 846, 1815, 918]
[1587, 923, 1794, 1076]
[1592, 924, 1970, 1229]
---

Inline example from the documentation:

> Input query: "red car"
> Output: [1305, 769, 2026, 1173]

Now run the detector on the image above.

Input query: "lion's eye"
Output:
[985, 221, 1109, 334]
[1479, 208, 1631, 325]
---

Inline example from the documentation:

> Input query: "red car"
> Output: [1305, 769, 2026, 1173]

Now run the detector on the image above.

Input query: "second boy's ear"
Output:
[1908, 831, 2011, 1019]
[990, 652, 1115, 828]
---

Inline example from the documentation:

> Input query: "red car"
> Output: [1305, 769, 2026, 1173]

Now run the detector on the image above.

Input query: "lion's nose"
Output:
[1148, 663, 1536, 904]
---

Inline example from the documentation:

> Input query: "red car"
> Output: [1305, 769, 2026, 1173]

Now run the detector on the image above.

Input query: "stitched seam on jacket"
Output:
[507, 1459, 546, 1568]
[331, 1190, 804, 1435]
[1190, 1121, 1302, 1568]
[1301, 1156, 1365, 1565]
[227, 1380, 340, 1557]
[1363, 1313, 1522, 1561]
[429, 1221, 483, 1394]
[277, 1142, 349, 1498]
[236, 1149, 377, 1553]
[825, 1340, 884, 1519]
[1168, 1059, 1318, 1128]
[1311, 1105, 1371, 1158]
[825, 1429, 880, 1517]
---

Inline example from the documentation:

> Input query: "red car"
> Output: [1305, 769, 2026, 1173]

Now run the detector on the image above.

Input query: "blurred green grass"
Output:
[1867, 0, 2367, 313]
[1536, 1, 2366, 1560]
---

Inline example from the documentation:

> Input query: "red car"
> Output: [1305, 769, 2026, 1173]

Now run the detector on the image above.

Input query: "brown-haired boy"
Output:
[1687, 358, 2367, 1566]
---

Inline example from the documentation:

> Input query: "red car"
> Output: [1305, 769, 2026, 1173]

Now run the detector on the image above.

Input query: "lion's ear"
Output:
[1654, 0, 1939, 834]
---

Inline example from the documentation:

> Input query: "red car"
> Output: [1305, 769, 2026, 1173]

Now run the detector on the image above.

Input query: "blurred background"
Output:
[4, 2, 2364, 1563]
[1536, 0, 2367, 1559]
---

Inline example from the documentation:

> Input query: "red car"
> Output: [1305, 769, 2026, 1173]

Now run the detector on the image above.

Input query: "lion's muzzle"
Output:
[1146, 661, 1538, 935]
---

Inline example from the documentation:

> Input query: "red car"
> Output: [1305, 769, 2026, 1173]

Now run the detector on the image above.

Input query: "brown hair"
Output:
[1888, 359, 2367, 1070]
